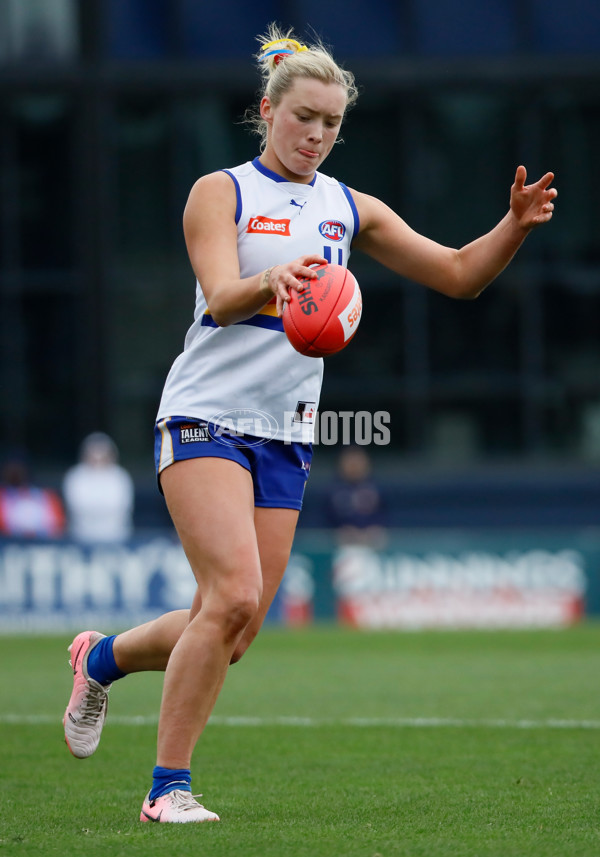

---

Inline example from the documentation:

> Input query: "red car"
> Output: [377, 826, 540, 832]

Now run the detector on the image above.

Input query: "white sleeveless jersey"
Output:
[157, 158, 359, 442]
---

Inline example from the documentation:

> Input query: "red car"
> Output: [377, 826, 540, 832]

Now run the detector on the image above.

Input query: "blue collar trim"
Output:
[252, 157, 317, 187]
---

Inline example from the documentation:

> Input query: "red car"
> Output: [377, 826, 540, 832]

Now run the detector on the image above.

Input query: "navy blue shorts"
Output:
[154, 416, 313, 511]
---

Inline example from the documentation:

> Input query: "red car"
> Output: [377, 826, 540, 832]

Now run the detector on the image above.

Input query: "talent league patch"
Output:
[179, 421, 211, 443]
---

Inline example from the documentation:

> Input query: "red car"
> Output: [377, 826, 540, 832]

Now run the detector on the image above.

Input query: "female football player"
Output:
[63, 23, 557, 823]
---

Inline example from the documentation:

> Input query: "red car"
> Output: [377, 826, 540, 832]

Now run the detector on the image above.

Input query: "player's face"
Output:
[260, 78, 346, 182]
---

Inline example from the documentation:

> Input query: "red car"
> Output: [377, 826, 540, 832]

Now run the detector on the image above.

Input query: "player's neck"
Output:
[257, 152, 316, 185]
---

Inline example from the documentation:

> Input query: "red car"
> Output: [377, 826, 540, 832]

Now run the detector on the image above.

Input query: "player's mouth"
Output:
[298, 148, 319, 159]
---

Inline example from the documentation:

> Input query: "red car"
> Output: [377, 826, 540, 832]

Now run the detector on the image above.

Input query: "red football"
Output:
[283, 263, 362, 358]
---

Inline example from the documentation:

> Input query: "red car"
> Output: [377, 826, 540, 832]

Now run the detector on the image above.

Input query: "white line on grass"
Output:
[2, 714, 600, 729]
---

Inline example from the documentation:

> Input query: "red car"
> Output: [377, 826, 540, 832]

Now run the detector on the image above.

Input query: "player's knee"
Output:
[229, 627, 258, 665]
[229, 644, 245, 665]
[219, 590, 261, 643]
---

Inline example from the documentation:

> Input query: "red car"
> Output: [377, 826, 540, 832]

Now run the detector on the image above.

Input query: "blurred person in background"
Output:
[0, 452, 65, 539]
[62, 432, 134, 544]
[326, 445, 387, 546]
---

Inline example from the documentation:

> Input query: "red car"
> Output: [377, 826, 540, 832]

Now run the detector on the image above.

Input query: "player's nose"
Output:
[307, 122, 323, 142]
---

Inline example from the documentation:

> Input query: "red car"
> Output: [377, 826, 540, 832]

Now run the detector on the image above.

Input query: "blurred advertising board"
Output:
[332, 544, 585, 629]
[0, 536, 311, 633]
[0, 528, 599, 632]
[295, 528, 600, 629]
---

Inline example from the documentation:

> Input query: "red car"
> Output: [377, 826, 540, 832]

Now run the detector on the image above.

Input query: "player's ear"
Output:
[260, 96, 273, 123]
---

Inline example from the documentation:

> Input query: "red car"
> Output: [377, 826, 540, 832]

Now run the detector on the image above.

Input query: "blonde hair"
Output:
[247, 24, 358, 149]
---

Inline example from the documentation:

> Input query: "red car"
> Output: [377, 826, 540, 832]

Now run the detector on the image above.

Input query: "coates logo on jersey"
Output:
[247, 216, 291, 236]
[318, 220, 346, 242]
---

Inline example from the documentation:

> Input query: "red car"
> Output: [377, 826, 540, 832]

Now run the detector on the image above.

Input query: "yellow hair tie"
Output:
[261, 38, 308, 54]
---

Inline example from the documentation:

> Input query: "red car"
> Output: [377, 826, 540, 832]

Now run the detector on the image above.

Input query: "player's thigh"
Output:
[160, 456, 261, 591]
[248, 506, 299, 628]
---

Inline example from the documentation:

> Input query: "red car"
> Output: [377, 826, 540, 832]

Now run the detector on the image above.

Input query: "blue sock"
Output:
[149, 766, 192, 801]
[86, 635, 126, 686]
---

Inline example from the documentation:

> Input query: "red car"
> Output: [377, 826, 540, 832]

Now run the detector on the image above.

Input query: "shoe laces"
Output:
[168, 789, 206, 811]
[79, 680, 109, 724]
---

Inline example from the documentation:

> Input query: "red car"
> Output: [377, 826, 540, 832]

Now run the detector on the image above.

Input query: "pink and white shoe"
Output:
[140, 790, 220, 823]
[63, 631, 110, 759]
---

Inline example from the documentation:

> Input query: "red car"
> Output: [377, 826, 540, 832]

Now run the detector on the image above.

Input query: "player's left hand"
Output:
[510, 166, 557, 230]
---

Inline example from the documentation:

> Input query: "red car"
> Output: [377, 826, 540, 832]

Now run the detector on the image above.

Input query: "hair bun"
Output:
[261, 37, 308, 68]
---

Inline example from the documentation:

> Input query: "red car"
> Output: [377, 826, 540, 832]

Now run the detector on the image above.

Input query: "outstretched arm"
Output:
[351, 166, 557, 300]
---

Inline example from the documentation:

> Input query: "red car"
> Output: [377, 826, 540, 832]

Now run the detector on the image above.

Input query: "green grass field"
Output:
[1, 624, 599, 856]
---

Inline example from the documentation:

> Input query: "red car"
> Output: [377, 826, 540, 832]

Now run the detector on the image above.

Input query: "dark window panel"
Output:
[16, 95, 74, 270]
[289, 0, 404, 57]
[530, 0, 600, 54]
[105, 0, 170, 59]
[179, 0, 279, 58]
[412, 0, 519, 56]
[428, 287, 521, 378]
[114, 98, 171, 258]
[21, 290, 80, 462]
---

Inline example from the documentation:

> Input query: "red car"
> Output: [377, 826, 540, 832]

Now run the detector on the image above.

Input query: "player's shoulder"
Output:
[343, 187, 386, 223]
[192, 167, 238, 192]
[315, 169, 344, 189]
[223, 160, 255, 180]
[186, 168, 241, 210]
[316, 171, 362, 209]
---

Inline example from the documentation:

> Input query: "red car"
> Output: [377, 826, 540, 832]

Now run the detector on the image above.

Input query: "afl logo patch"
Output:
[319, 220, 346, 242]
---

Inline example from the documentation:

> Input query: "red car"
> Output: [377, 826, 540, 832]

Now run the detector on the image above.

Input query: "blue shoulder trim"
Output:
[339, 182, 360, 243]
[252, 156, 317, 187]
[221, 169, 242, 224]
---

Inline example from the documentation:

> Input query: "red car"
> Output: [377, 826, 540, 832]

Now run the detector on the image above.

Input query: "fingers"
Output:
[537, 171, 555, 191]
[516, 167, 556, 195]
[295, 265, 323, 283]
[299, 254, 329, 269]
[534, 172, 558, 214]
[271, 256, 329, 315]
[274, 266, 313, 295]
[511, 166, 557, 230]
[269, 267, 302, 315]
[514, 165, 527, 190]
[530, 196, 556, 225]
[277, 256, 327, 286]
